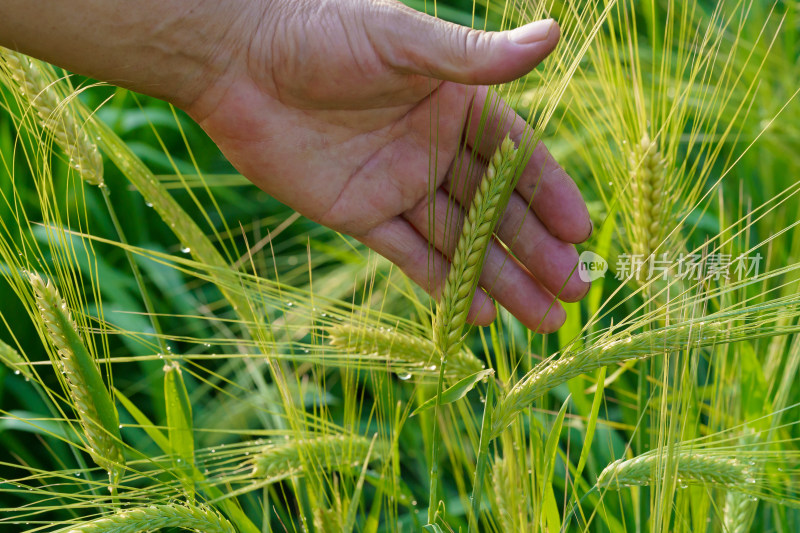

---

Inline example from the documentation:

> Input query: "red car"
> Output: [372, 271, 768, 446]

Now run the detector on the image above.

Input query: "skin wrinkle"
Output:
[338, 4, 385, 83]
[180, 2, 272, 118]
[321, 134, 400, 235]
[150, 1, 250, 107]
[366, 3, 432, 72]
[269, 13, 311, 105]
[363, 29, 439, 105]
[264, 2, 405, 110]
[248, 2, 284, 104]
[322, 80, 463, 234]
[453, 28, 490, 84]
[371, 1, 481, 83]
[265, 22, 289, 106]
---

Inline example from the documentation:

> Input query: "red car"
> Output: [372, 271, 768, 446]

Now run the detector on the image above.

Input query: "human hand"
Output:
[0, 0, 592, 332]
[187, 1, 592, 332]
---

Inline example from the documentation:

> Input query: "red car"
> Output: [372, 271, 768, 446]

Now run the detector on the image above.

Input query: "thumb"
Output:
[368, 2, 560, 85]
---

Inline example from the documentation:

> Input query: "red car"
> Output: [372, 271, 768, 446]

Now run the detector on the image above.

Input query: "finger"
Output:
[442, 148, 589, 301]
[368, 2, 560, 85]
[516, 141, 593, 243]
[495, 193, 589, 301]
[464, 87, 593, 243]
[357, 216, 497, 326]
[404, 188, 566, 332]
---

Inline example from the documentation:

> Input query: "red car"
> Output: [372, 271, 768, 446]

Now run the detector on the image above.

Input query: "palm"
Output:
[190, 1, 592, 331]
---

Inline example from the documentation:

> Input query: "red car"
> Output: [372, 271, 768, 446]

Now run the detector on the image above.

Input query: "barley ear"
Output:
[313, 507, 342, 533]
[434, 135, 518, 360]
[328, 323, 484, 379]
[723, 431, 761, 533]
[1, 49, 104, 187]
[723, 490, 757, 533]
[492, 455, 524, 531]
[0, 339, 32, 380]
[597, 452, 751, 490]
[63, 502, 235, 533]
[29, 273, 124, 483]
[628, 134, 668, 257]
[251, 434, 385, 481]
[492, 320, 725, 436]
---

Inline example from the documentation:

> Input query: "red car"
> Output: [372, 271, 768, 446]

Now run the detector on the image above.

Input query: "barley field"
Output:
[1, 0, 799, 532]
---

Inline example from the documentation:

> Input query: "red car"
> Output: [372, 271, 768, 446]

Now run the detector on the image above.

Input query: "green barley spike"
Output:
[29, 273, 124, 483]
[434, 135, 518, 361]
[1, 49, 104, 187]
[492, 321, 726, 437]
[251, 434, 384, 481]
[628, 134, 668, 258]
[328, 323, 484, 379]
[723, 430, 762, 533]
[597, 452, 752, 490]
[63, 503, 235, 533]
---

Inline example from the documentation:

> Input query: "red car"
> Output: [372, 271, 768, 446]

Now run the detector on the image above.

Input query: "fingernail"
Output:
[587, 219, 594, 239]
[508, 19, 555, 45]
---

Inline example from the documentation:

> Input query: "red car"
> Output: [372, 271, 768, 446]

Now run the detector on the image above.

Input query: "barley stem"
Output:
[468, 381, 494, 533]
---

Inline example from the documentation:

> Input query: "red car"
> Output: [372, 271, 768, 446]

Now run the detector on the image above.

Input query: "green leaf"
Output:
[468, 380, 495, 533]
[0, 410, 79, 442]
[543, 485, 562, 533]
[542, 398, 570, 484]
[115, 387, 170, 454]
[540, 395, 570, 533]
[588, 205, 617, 314]
[164, 361, 195, 493]
[576, 366, 606, 480]
[412, 369, 494, 417]
[422, 525, 445, 533]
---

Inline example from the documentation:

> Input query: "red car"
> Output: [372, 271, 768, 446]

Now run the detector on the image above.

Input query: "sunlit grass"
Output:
[0, 1, 798, 532]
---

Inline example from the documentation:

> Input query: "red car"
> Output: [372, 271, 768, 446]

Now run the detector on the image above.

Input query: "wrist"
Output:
[103, 0, 258, 111]
[143, 0, 265, 111]
[0, 0, 262, 112]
